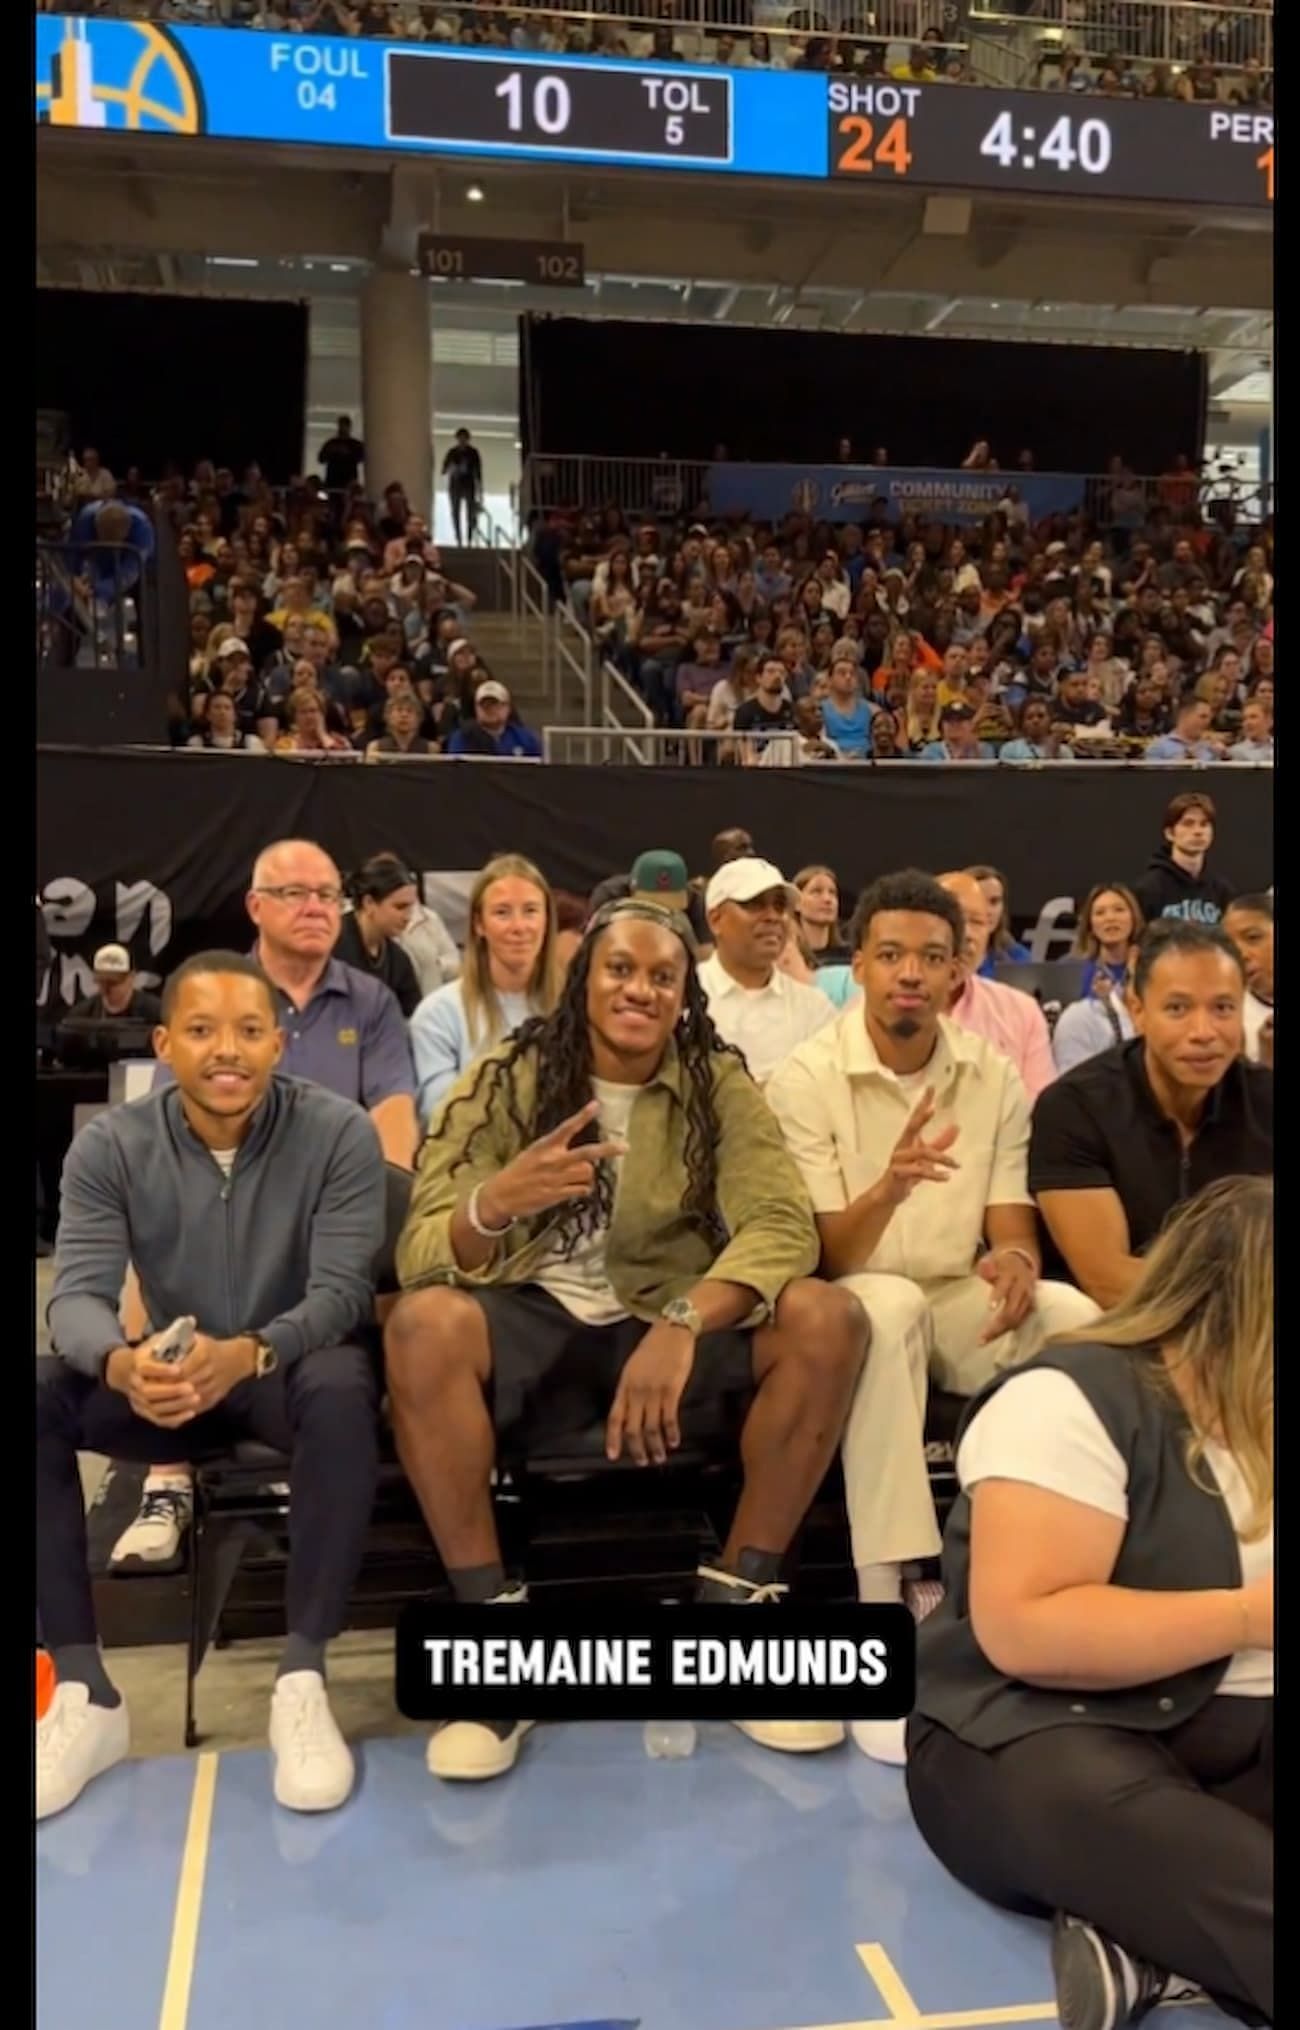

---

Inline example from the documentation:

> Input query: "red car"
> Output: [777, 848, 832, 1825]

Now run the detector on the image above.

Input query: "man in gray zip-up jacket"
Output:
[38, 951, 386, 1825]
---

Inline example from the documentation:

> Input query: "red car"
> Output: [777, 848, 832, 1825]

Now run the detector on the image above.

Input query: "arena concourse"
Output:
[36, 3, 1273, 2027]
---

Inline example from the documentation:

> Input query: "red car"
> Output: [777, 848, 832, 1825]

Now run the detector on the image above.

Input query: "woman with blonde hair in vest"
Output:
[907, 1176, 1273, 2030]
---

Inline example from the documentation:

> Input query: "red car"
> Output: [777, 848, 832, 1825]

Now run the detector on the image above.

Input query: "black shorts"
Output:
[466, 1285, 756, 1456]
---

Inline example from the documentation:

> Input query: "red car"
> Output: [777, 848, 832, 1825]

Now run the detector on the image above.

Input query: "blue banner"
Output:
[705, 462, 1088, 527]
[33, 16, 1272, 210]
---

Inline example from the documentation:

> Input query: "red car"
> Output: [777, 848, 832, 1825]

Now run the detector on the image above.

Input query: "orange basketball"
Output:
[36, 1651, 55, 1720]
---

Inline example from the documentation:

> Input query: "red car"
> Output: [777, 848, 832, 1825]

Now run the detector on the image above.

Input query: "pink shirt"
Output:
[950, 974, 1057, 1100]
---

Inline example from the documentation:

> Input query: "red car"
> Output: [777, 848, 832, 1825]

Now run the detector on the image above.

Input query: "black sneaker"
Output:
[1051, 1912, 1182, 2030]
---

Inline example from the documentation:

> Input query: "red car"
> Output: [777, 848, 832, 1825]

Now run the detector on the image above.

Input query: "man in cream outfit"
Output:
[766, 868, 1098, 1764]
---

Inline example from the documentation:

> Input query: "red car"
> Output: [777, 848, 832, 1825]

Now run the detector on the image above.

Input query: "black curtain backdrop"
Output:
[34, 290, 309, 482]
[521, 317, 1207, 474]
[37, 750, 1270, 1000]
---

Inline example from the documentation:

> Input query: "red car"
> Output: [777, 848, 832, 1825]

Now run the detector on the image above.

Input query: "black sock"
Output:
[734, 1547, 785, 1586]
[277, 1635, 325, 1682]
[52, 1644, 121, 1710]
[448, 1561, 508, 1604]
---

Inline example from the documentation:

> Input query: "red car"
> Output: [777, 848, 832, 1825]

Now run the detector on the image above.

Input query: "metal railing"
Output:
[49, 0, 1275, 94]
[36, 539, 154, 670]
[522, 455, 1274, 528]
[972, 0, 1273, 74]
[56, 1, 976, 80]
[538, 727, 1265, 765]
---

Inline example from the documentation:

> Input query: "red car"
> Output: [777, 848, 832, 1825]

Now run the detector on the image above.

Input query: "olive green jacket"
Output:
[396, 1040, 819, 1320]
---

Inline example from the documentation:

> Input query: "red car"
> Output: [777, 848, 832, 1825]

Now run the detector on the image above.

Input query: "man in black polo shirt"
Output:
[1029, 920, 1272, 1308]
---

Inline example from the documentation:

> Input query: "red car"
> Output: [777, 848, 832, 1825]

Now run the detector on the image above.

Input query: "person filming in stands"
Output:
[907, 1177, 1273, 2030]
[384, 898, 868, 1782]
[1030, 921, 1273, 1310]
[38, 953, 386, 1821]
[766, 870, 1098, 1767]
[697, 856, 834, 1085]
[335, 857, 423, 1020]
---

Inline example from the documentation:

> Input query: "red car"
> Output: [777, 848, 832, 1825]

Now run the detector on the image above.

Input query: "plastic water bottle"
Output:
[643, 1720, 697, 1759]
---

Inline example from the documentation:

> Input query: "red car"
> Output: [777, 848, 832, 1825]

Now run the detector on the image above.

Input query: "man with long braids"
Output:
[386, 899, 870, 1781]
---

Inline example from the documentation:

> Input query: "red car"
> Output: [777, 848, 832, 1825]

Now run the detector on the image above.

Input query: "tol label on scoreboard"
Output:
[386, 51, 733, 165]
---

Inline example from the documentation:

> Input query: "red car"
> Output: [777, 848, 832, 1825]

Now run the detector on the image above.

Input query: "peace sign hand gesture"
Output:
[875, 1089, 961, 1210]
[477, 1101, 629, 1228]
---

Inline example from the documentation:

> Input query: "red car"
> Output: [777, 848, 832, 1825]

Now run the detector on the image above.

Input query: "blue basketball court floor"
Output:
[36, 1720, 1225, 2030]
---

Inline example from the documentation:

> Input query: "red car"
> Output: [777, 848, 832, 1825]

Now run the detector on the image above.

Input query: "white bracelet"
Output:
[991, 1245, 1038, 1275]
[466, 1182, 514, 1239]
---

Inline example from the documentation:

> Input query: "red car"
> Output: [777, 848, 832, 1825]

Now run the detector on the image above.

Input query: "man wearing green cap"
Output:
[591, 851, 711, 950]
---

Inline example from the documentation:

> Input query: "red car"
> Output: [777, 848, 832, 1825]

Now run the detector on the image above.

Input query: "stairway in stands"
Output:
[438, 542, 585, 738]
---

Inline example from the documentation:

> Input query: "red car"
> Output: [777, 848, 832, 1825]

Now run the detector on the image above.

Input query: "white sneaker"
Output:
[734, 1719, 846, 1754]
[850, 1719, 908, 1765]
[427, 1720, 533, 1782]
[110, 1475, 193, 1567]
[269, 1672, 354, 1812]
[36, 1682, 129, 1821]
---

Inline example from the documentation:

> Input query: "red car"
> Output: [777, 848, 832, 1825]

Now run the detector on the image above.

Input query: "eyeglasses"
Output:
[255, 884, 343, 908]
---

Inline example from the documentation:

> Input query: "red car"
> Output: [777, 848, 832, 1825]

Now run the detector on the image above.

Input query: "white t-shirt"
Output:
[532, 1079, 638, 1325]
[958, 1367, 1271, 1696]
[1243, 990, 1271, 1064]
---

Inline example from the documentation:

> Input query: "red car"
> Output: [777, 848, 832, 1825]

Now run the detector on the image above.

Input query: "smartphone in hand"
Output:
[150, 1316, 197, 1366]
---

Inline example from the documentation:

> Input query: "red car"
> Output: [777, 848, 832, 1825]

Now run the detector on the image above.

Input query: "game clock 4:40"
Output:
[827, 82, 1274, 210]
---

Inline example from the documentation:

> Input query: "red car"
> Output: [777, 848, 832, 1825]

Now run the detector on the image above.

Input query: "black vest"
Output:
[914, 1341, 1244, 1748]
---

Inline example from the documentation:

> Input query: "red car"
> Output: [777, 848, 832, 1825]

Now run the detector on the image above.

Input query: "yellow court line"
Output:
[857, 1944, 924, 2021]
[766, 1942, 1061, 2030]
[157, 1750, 219, 2030]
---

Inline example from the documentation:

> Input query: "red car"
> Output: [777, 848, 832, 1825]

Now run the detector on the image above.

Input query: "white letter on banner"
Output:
[423, 1638, 453, 1683]
[858, 1638, 888, 1687]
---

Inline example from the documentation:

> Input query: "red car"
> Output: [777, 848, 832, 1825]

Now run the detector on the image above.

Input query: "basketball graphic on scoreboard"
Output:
[35, 17, 204, 136]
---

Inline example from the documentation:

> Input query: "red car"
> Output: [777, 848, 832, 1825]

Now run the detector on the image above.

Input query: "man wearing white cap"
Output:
[699, 859, 834, 1084]
[69, 945, 161, 1028]
[446, 679, 542, 760]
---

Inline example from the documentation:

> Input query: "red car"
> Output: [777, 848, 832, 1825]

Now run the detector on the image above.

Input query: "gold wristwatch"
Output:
[251, 1336, 278, 1378]
[661, 1297, 704, 1337]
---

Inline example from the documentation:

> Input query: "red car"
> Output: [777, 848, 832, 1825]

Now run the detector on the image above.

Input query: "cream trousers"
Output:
[836, 1271, 1102, 1569]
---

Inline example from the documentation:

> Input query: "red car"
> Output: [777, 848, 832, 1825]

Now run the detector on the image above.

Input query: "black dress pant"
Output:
[906, 1702, 1273, 2026]
[37, 1348, 381, 1651]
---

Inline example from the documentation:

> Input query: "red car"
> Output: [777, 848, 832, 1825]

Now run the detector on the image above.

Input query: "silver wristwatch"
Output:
[661, 1297, 704, 1337]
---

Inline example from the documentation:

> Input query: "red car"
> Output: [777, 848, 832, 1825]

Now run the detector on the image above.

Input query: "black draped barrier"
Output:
[37, 748, 1273, 1006]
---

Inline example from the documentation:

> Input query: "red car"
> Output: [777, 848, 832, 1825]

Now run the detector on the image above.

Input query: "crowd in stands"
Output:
[45, 436, 545, 757]
[534, 470, 1275, 763]
[44, 0, 1274, 103]
[42, 435, 1274, 766]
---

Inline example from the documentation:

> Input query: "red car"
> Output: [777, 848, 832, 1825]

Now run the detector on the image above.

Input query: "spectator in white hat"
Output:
[68, 945, 161, 1028]
[446, 680, 543, 760]
[698, 858, 835, 1084]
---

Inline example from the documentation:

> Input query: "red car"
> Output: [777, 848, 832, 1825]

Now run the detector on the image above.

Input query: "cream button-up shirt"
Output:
[698, 954, 835, 1086]
[765, 1005, 1034, 1283]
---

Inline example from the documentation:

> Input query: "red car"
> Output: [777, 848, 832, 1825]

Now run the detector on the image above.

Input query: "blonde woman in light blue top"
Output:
[410, 853, 561, 1129]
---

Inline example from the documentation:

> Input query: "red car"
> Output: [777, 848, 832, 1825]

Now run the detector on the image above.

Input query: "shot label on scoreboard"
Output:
[387, 51, 733, 164]
[827, 80, 920, 179]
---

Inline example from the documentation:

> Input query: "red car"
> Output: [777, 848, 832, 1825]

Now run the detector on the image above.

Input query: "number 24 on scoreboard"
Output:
[834, 114, 913, 176]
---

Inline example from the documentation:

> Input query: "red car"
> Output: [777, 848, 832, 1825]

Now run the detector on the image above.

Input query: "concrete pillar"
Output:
[359, 268, 433, 521]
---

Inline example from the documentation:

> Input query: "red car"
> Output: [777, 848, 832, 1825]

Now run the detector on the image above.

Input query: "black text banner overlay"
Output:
[395, 1603, 915, 1723]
